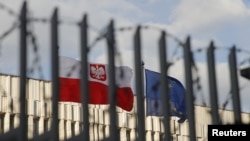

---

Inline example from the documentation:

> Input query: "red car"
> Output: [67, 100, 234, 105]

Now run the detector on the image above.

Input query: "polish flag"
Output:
[59, 56, 134, 111]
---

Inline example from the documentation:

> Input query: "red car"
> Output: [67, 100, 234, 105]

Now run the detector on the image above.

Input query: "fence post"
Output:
[159, 31, 171, 141]
[183, 36, 196, 141]
[19, 1, 28, 141]
[80, 14, 90, 141]
[106, 20, 119, 141]
[133, 26, 145, 141]
[207, 41, 220, 124]
[228, 46, 242, 124]
[51, 7, 59, 141]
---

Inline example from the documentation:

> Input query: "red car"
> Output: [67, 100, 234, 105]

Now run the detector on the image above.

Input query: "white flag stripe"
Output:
[88, 64, 133, 87]
[59, 56, 133, 87]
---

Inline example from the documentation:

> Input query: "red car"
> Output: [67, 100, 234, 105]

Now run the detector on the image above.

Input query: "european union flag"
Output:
[145, 69, 187, 123]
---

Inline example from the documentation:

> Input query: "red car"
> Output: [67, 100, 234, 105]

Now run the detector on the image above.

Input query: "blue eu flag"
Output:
[145, 69, 187, 123]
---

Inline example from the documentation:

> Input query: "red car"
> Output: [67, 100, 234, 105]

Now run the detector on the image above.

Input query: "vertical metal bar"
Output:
[106, 20, 119, 141]
[228, 46, 242, 124]
[159, 31, 171, 141]
[133, 26, 145, 141]
[19, 1, 28, 141]
[80, 14, 90, 141]
[51, 8, 59, 141]
[207, 41, 220, 124]
[183, 36, 196, 141]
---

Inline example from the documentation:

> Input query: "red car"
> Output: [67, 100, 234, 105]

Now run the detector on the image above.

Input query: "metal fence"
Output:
[0, 1, 249, 141]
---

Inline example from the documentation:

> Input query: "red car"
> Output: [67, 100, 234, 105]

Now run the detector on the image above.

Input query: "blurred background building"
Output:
[0, 73, 249, 141]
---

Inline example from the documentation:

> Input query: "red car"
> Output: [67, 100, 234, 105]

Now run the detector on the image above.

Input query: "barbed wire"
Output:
[0, 2, 19, 55]
[88, 25, 108, 49]
[25, 10, 45, 80]
[27, 30, 45, 79]
[2, 7, 248, 69]
[0, 2, 18, 17]
[0, 21, 19, 41]
[189, 47, 207, 107]
[0, 21, 19, 55]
